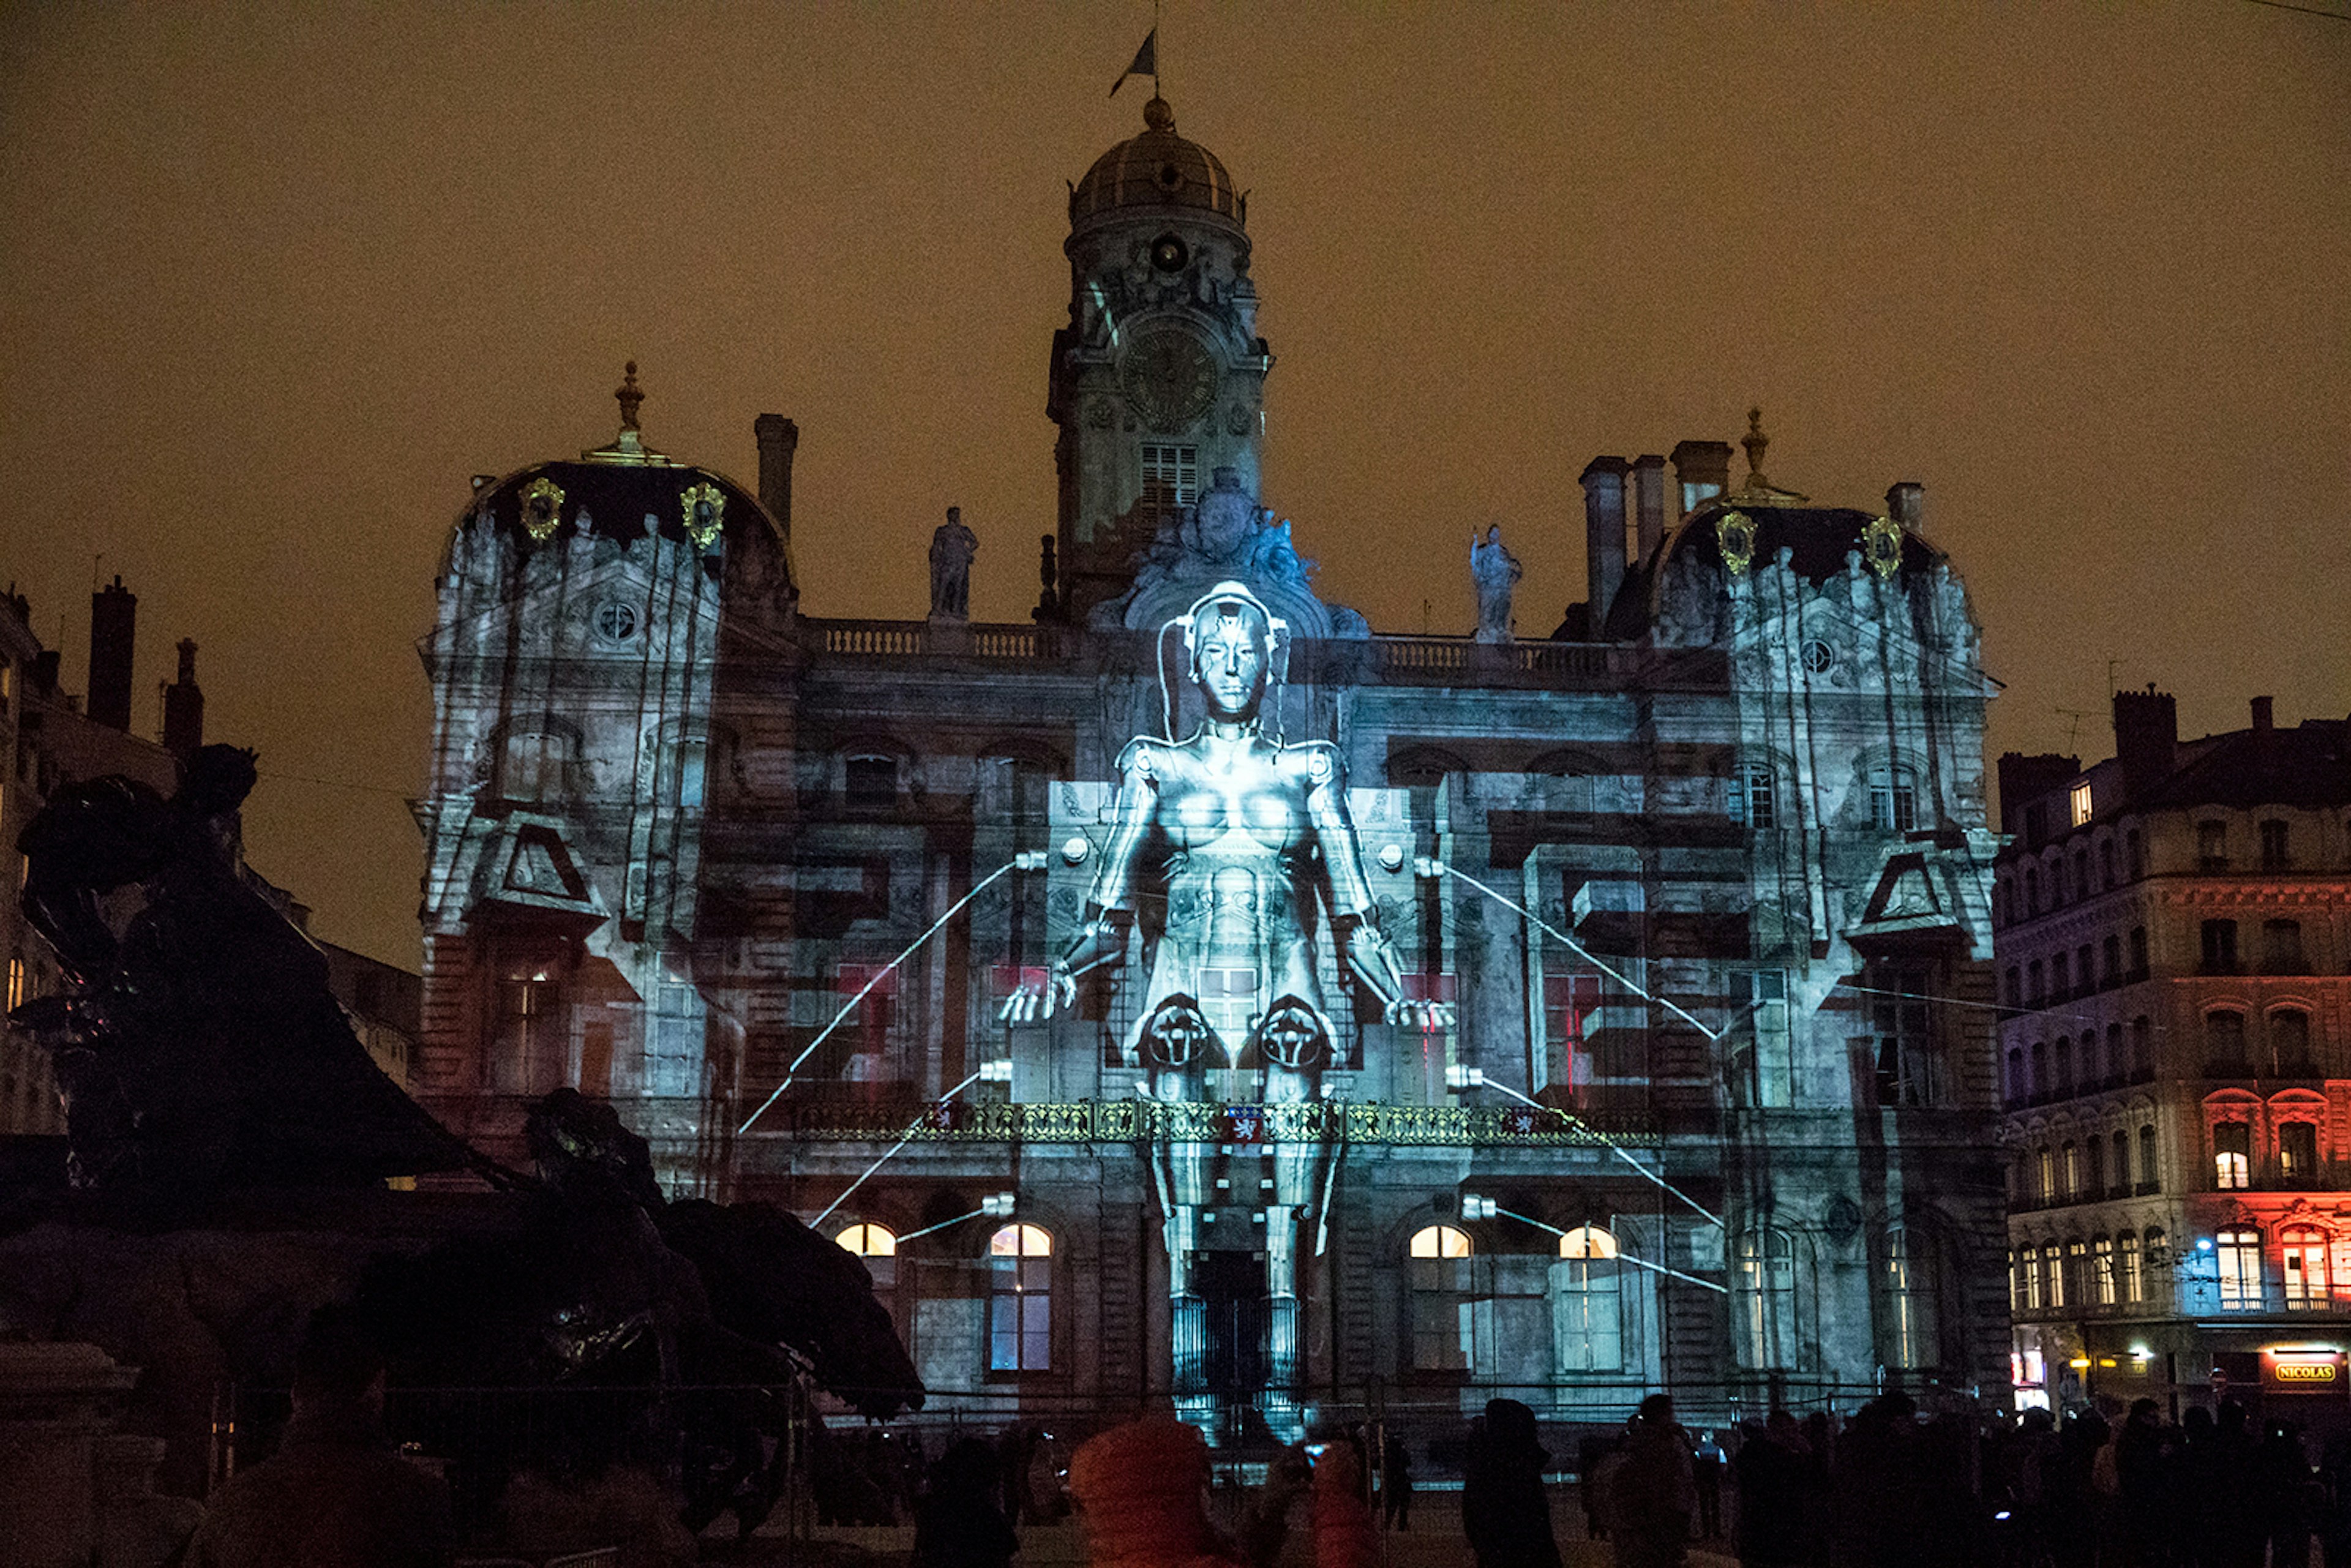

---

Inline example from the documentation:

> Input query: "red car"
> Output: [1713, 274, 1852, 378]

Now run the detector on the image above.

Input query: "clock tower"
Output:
[1049, 95, 1269, 625]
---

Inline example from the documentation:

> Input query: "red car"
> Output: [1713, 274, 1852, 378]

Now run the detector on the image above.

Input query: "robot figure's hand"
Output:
[1341, 923, 1455, 1030]
[998, 967, 1077, 1024]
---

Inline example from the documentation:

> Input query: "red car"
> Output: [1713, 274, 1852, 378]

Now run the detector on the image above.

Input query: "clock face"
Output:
[1120, 327, 1220, 433]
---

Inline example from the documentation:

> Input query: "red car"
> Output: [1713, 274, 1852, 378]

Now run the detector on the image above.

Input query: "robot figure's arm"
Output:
[1000, 743, 1157, 1024]
[1301, 745, 1452, 1030]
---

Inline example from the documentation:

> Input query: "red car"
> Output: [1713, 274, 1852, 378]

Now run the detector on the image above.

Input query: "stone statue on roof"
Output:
[1471, 524, 1522, 644]
[929, 506, 978, 622]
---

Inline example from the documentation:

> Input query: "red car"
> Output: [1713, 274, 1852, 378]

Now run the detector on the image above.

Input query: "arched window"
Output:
[2119, 1232, 2143, 1304]
[1733, 1229, 1798, 1370]
[2093, 1236, 2117, 1307]
[837, 1223, 899, 1288]
[988, 1223, 1053, 1372]
[2140, 1125, 2159, 1190]
[1883, 1228, 1938, 1370]
[2283, 1226, 2331, 1310]
[1408, 1225, 1474, 1371]
[1554, 1226, 1622, 1373]
[2271, 1009, 2314, 1074]
[2213, 1122, 2251, 1190]
[2280, 1119, 2321, 1181]
[2216, 1227, 2263, 1310]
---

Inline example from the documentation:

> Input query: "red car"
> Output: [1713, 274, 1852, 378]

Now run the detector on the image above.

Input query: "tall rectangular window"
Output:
[2217, 1228, 2263, 1310]
[2198, 822, 2229, 871]
[2280, 1121, 2320, 1181]
[2128, 926, 2148, 978]
[1742, 764, 1777, 830]
[2200, 921, 2240, 975]
[1733, 1230, 1798, 1371]
[2284, 1228, 2330, 1309]
[1870, 966, 1935, 1106]
[2260, 820, 2290, 871]
[1543, 973, 1602, 1101]
[1734, 970, 1793, 1107]
[2271, 1010, 2313, 1074]
[1139, 443, 1200, 512]
[2140, 1125, 2159, 1191]
[1869, 767, 1918, 833]
[2214, 1122, 2252, 1190]
[2207, 1010, 2248, 1070]
[2094, 1236, 2117, 1306]
[2102, 936, 2121, 988]
[2069, 782, 2093, 827]
[2262, 920, 2306, 976]
[2120, 1232, 2143, 1303]
[988, 1224, 1054, 1372]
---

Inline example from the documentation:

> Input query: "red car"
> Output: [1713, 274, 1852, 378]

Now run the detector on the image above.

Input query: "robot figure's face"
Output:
[1192, 604, 1268, 721]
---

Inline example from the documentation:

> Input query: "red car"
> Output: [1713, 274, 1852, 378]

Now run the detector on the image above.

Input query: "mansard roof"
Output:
[1607, 500, 1948, 639]
[468, 457, 776, 555]
[2132, 720, 2351, 811]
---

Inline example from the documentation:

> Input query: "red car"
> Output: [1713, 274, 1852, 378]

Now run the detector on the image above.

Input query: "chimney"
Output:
[163, 638, 204, 759]
[2113, 684, 2178, 795]
[1997, 751, 2083, 842]
[1669, 439, 1733, 517]
[754, 415, 799, 538]
[1579, 457, 1630, 631]
[88, 575, 136, 732]
[1886, 481, 1925, 530]
[2251, 695, 2274, 735]
[1631, 454, 1667, 564]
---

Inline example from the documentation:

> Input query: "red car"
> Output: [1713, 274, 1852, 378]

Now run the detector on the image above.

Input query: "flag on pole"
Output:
[1110, 28, 1156, 97]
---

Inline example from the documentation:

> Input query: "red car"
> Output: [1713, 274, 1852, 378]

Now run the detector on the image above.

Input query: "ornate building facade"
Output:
[413, 97, 2009, 1433]
[1999, 693, 2351, 1420]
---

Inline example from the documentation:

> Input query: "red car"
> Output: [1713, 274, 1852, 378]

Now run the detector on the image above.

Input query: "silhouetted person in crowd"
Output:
[1692, 1428, 1723, 1540]
[1610, 1394, 1696, 1568]
[1461, 1398, 1561, 1568]
[2212, 1399, 2263, 1568]
[2319, 1431, 2351, 1568]
[913, 1438, 1019, 1568]
[187, 1307, 453, 1568]
[2112, 1397, 2166, 1567]
[1381, 1431, 1412, 1530]
[2262, 1419, 2314, 1568]
[1732, 1411, 1810, 1567]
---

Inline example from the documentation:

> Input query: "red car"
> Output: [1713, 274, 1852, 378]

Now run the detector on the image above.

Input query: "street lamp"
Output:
[1458, 1192, 1725, 1294]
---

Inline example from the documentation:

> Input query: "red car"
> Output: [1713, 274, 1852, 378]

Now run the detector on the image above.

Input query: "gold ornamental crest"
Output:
[1715, 509, 1757, 576]
[521, 476, 566, 542]
[681, 481, 725, 549]
[1864, 513, 1904, 579]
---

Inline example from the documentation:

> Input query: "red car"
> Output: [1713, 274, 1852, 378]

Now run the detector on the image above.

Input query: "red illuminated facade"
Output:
[1998, 688, 2351, 1419]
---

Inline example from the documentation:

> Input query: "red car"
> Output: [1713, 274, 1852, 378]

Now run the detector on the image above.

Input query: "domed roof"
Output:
[1070, 96, 1243, 228]
[470, 364, 779, 554]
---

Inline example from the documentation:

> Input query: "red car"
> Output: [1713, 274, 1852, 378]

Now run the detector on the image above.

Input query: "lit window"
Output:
[2094, 1237, 2117, 1306]
[2119, 1232, 2143, 1304]
[2045, 1244, 2066, 1310]
[2022, 1245, 2044, 1311]
[2066, 1240, 2088, 1310]
[2282, 1226, 2330, 1309]
[2069, 782, 2093, 828]
[2036, 1145, 2056, 1201]
[837, 1223, 899, 1289]
[1408, 1225, 1474, 1370]
[2216, 1228, 2263, 1310]
[2280, 1120, 2320, 1180]
[1733, 1229, 1798, 1370]
[1554, 1226, 1621, 1373]
[1884, 1228, 1937, 1370]
[988, 1223, 1053, 1372]
[2214, 1122, 2251, 1190]
[2061, 1142, 2082, 1198]
[4, 956, 22, 1013]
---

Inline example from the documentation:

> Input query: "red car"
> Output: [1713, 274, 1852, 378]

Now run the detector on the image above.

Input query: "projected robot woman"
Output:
[1000, 578, 1448, 1071]
[1002, 580, 1449, 1408]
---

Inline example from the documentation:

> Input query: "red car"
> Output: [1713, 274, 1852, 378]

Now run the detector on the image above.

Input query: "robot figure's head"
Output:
[1181, 582, 1283, 722]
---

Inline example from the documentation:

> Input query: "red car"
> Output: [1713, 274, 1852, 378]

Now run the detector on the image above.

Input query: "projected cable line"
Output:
[739, 851, 1046, 1135]
[812, 1060, 1014, 1227]
[1460, 1195, 1726, 1294]
[1448, 1064, 1723, 1231]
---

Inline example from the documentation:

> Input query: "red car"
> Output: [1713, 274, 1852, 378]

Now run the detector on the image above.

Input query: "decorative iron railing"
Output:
[759, 1098, 1652, 1147]
[803, 618, 1619, 687]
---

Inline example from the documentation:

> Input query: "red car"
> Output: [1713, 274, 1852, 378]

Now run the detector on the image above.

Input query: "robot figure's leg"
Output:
[1151, 1060, 1212, 1394]
[1261, 1064, 1327, 1401]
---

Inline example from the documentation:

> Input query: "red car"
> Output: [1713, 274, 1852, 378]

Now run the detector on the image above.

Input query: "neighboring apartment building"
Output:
[1, 581, 192, 1135]
[1998, 689, 2351, 1419]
